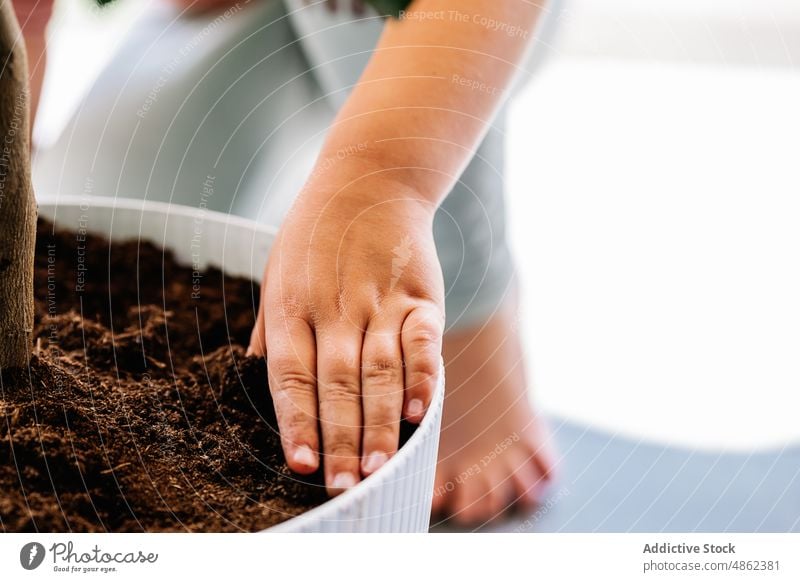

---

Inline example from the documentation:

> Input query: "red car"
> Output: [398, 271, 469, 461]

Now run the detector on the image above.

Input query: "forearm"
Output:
[304, 0, 544, 208]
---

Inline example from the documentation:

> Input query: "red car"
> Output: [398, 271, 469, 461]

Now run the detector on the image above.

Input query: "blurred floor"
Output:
[432, 417, 800, 532]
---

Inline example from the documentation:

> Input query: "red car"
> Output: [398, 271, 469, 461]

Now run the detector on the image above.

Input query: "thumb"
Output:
[247, 295, 267, 357]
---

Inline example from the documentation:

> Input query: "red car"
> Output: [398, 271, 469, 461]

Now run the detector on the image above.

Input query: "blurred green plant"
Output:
[362, 0, 410, 18]
[93, 0, 411, 18]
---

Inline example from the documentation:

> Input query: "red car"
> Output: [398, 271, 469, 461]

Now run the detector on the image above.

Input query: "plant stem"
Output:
[0, 0, 36, 369]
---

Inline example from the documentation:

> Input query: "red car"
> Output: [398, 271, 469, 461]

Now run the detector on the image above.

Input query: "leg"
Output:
[435, 290, 556, 524]
[432, 108, 555, 525]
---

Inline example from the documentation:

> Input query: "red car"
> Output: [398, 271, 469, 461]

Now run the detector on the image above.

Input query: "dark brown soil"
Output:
[0, 219, 332, 532]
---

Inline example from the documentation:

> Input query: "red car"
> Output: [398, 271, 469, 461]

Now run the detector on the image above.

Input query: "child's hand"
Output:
[248, 176, 445, 495]
[248, 0, 541, 497]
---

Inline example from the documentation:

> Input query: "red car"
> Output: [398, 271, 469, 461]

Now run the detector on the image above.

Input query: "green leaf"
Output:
[363, 0, 411, 18]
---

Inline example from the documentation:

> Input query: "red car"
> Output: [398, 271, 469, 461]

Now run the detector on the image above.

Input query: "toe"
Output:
[529, 417, 559, 481]
[485, 468, 515, 521]
[451, 474, 483, 527]
[431, 470, 449, 515]
[509, 445, 553, 508]
[509, 452, 541, 507]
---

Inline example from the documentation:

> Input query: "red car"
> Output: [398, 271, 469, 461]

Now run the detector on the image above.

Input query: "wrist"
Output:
[297, 152, 439, 221]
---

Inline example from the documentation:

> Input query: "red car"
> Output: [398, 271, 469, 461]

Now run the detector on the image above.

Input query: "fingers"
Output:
[262, 285, 441, 492]
[266, 316, 320, 475]
[317, 324, 363, 495]
[360, 316, 404, 476]
[401, 305, 444, 423]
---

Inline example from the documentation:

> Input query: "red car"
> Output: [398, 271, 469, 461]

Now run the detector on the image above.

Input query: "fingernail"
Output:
[330, 472, 357, 492]
[361, 451, 389, 475]
[292, 445, 317, 469]
[406, 398, 425, 419]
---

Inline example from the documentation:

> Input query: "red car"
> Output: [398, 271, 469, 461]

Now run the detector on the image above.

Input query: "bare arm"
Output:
[308, 0, 542, 204]
[251, 0, 545, 495]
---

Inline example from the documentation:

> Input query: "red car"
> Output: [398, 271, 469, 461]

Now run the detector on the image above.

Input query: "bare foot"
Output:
[432, 297, 556, 525]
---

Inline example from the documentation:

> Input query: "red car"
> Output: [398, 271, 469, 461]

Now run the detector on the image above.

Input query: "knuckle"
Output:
[271, 369, 316, 398]
[279, 407, 317, 435]
[322, 377, 361, 402]
[364, 416, 398, 437]
[324, 438, 360, 461]
[269, 355, 307, 377]
[412, 326, 440, 346]
[408, 354, 439, 380]
[406, 367, 437, 394]
[364, 395, 400, 425]
[270, 293, 305, 318]
[406, 326, 442, 356]
[362, 357, 403, 385]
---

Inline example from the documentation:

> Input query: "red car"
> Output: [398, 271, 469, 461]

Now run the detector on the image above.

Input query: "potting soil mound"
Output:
[0, 219, 391, 532]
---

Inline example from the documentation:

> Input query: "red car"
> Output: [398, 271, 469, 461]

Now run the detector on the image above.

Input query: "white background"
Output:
[508, 1, 800, 450]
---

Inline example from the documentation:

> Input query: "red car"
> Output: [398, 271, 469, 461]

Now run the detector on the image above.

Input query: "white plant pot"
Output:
[38, 195, 444, 533]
